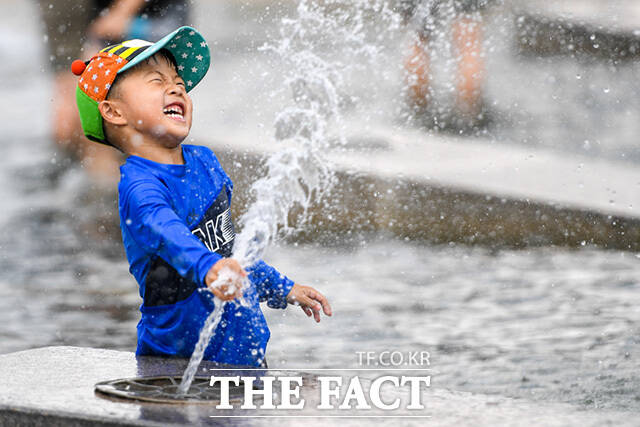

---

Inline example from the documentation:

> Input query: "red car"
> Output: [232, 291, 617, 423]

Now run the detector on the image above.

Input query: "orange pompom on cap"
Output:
[71, 59, 87, 76]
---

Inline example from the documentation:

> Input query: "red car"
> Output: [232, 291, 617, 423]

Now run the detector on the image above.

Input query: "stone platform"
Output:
[209, 123, 640, 250]
[513, 0, 640, 60]
[0, 346, 633, 426]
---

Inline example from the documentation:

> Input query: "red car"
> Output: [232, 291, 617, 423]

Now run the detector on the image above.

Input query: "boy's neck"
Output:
[126, 140, 186, 165]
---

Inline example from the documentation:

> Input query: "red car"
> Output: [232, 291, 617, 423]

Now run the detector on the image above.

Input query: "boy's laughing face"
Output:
[106, 52, 193, 149]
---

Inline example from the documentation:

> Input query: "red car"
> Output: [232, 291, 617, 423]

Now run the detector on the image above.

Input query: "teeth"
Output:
[163, 104, 183, 115]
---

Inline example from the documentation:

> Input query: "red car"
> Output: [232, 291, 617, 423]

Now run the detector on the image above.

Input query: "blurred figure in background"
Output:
[38, 0, 189, 184]
[400, 0, 491, 132]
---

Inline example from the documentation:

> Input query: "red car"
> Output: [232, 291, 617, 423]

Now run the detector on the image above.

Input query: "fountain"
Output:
[174, 0, 402, 396]
[3, 0, 640, 424]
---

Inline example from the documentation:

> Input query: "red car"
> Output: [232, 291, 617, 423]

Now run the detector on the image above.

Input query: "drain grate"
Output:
[95, 376, 247, 404]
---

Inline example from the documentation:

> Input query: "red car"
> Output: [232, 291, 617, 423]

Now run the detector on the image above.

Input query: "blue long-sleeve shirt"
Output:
[118, 144, 294, 366]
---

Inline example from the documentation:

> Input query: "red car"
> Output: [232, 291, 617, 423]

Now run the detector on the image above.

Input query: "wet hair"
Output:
[102, 49, 178, 149]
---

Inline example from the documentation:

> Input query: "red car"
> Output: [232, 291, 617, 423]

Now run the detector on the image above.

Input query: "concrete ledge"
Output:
[210, 124, 640, 250]
[0, 346, 633, 426]
[513, 0, 640, 60]
[0, 408, 126, 427]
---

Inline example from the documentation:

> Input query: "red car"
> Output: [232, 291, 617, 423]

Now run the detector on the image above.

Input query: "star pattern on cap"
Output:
[163, 29, 211, 92]
[79, 29, 209, 103]
[78, 51, 129, 102]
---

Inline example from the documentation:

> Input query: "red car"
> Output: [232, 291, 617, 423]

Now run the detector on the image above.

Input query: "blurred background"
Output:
[1, 0, 640, 418]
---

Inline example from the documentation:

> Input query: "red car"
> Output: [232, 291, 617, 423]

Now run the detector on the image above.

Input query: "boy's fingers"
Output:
[231, 264, 246, 276]
[211, 285, 236, 301]
[227, 260, 246, 277]
[307, 289, 332, 316]
[212, 288, 226, 300]
[302, 306, 312, 317]
[300, 294, 321, 312]
[213, 259, 246, 277]
[223, 282, 243, 299]
[305, 297, 322, 323]
[207, 272, 218, 283]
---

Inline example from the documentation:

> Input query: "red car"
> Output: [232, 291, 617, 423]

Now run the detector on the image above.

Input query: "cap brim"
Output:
[117, 26, 211, 92]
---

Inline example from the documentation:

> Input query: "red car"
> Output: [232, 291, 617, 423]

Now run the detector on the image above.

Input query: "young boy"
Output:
[71, 26, 332, 367]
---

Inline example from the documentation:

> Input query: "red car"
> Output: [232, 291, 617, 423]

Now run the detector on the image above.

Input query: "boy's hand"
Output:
[205, 258, 247, 301]
[286, 284, 332, 323]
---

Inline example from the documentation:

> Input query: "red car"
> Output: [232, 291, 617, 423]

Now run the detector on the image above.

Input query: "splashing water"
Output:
[234, 0, 400, 267]
[178, 0, 401, 394]
[176, 295, 225, 395]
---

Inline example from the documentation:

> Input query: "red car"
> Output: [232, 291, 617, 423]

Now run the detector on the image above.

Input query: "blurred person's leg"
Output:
[403, 0, 489, 129]
[54, 65, 122, 185]
[40, 0, 91, 152]
[53, 72, 86, 153]
[452, 14, 484, 117]
[400, 0, 433, 110]
[40, 0, 122, 184]
[404, 34, 431, 109]
[80, 139, 123, 186]
[40, 2, 89, 144]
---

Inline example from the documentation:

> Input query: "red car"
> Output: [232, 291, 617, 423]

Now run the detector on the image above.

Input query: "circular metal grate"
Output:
[95, 376, 247, 404]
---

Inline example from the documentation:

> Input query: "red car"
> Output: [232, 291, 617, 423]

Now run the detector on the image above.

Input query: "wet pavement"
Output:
[0, 346, 636, 426]
[1, 0, 640, 425]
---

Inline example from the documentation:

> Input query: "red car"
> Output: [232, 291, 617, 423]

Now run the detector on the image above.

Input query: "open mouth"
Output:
[163, 102, 185, 122]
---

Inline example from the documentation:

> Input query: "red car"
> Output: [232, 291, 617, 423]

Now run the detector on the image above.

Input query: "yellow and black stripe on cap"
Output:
[100, 43, 151, 62]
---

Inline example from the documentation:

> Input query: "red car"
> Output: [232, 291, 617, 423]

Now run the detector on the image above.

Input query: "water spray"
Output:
[179, 0, 401, 394]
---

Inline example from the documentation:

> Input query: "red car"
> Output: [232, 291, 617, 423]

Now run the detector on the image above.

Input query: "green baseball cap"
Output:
[72, 26, 211, 145]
